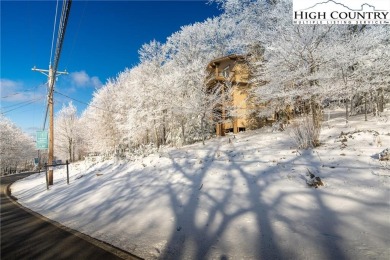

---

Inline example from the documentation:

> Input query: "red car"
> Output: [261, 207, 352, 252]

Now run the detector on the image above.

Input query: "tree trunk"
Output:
[72, 142, 76, 162]
[162, 125, 166, 145]
[345, 98, 349, 124]
[350, 95, 355, 116]
[371, 91, 378, 116]
[162, 123, 166, 146]
[381, 88, 386, 111]
[162, 109, 167, 145]
[350, 95, 353, 116]
[69, 139, 72, 162]
[153, 120, 159, 149]
[201, 114, 205, 146]
[378, 88, 384, 113]
[310, 96, 321, 130]
[181, 119, 186, 146]
[364, 92, 368, 121]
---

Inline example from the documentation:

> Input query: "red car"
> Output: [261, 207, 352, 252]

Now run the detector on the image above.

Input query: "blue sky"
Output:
[1, 0, 221, 135]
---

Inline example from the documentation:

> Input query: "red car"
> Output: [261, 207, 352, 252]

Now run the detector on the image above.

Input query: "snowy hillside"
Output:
[11, 110, 390, 260]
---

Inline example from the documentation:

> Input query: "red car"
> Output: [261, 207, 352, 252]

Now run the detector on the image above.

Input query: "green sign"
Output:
[36, 131, 48, 150]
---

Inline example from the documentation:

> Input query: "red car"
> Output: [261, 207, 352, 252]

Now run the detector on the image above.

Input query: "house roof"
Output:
[207, 54, 246, 69]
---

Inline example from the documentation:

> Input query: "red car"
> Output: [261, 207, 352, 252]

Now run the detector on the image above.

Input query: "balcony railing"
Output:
[206, 70, 249, 85]
[206, 72, 225, 85]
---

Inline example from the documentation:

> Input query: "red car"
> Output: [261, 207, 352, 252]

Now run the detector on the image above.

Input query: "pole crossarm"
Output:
[31, 66, 49, 77]
[32, 66, 68, 80]
[32, 66, 68, 131]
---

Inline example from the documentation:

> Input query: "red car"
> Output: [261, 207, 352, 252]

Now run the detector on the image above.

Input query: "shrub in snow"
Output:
[306, 169, 324, 188]
[289, 117, 321, 149]
[272, 121, 287, 132]
[131, 144, 159, 157]
[379, 148, 390, 161]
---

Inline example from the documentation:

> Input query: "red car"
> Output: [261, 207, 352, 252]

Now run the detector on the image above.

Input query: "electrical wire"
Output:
[1, 83, 46, 99]
[42, 99, 49, 130]
[63, 0, 88, 70]
[50, 0, 60, 66]
[1, 97, 44, 109]
[1, 97, 45, 115]
[42, 0, 72, 130]
[52, 0, 72, 75]
[54, 90, 126, 116]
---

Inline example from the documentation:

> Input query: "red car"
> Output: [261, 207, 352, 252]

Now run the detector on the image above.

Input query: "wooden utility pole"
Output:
[33, 65, 67, 185]
[48, 68, 54, 184]
[32, 0, 72, 185]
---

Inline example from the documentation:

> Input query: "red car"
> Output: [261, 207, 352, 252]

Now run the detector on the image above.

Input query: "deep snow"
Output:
[12, 109, 390, 260]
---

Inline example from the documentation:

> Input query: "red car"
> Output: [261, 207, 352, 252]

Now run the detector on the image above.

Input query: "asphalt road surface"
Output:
[1, 172, 141, 260]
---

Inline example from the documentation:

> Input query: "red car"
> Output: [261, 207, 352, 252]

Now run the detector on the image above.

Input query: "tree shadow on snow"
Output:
[159, 139, 385, 260]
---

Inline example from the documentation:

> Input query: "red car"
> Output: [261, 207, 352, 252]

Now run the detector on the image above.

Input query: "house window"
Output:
[222, 65, 230, 79]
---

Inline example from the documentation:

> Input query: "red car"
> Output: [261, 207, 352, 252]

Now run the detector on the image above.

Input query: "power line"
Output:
[1, 96, 44, 109]
[63, 0, 88, 70]
[34, 0, 72, 131]
[1, 97, 45, 115]
[54, 90, 127, 116]
[42, 99, 49, 130]
[1, 83, 46, 99]
[54, 90, 90, 106]
[52, 0, 72, 75]
[50, 0, 60, 66]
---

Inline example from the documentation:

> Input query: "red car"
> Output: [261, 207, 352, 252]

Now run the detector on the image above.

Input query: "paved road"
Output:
[1, 172, 141, 260]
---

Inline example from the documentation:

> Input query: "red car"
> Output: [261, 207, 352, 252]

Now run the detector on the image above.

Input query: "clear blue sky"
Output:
[1, 0, 221, 135]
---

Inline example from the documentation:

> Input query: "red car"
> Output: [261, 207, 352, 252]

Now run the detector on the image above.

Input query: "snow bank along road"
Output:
[0, 172, 141, 260]
[9, 110, 390, 259]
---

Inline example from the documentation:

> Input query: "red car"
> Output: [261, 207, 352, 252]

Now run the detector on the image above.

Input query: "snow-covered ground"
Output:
[11, 110, 390, 260]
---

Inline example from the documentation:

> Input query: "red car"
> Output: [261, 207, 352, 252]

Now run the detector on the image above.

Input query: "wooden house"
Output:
[206, 54, 252, 136]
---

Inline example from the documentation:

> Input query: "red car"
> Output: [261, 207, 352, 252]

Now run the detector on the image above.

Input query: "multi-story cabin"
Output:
[206, 54, 251, 136]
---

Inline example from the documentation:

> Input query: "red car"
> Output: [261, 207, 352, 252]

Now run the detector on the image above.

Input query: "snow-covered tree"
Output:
[80, 80, 124, 155]
[319, 25, 389, 122]
[0, 115, 36, 175]
[351, 26, 390, 117]
[255, 3, 336, 125]
[54, 101, 80, 162]
[246, 0, 389, 129]
[76, 0, 389, 156]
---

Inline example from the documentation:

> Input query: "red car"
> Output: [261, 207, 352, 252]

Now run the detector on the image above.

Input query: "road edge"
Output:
[5, 179, 143, 260]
